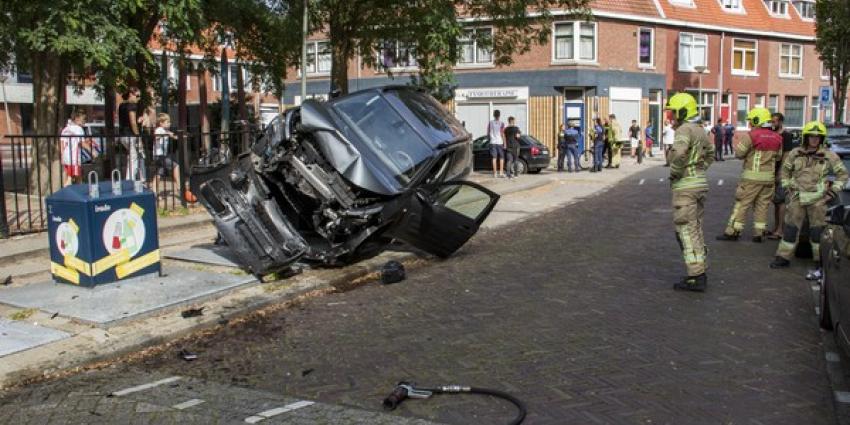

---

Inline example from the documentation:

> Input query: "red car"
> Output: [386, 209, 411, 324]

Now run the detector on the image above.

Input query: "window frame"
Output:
[767, 0, 790, 17]
[167, 58, 191, 91]
[736, 94, 750, 129]
[637, 27, 655, 68]
[778, 43, 803, 78]
[551, 21, 598, 64]
[821, 62, 831, 81]
[719, 0, 746, 13]
[299, 40, 331, 76]
[376, 40, 419, 72]
[678, 32, 709, 72]
[783, 95, 806, 128]
[456, 27, 494, 67]
[793, 0, 815, 19]
[768, 95, 779, 113]
[213, 63, 250, 93]
[731, 38, 758, 76]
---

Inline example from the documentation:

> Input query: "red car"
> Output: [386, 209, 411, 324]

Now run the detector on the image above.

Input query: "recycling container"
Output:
[46, 173, 160, 287]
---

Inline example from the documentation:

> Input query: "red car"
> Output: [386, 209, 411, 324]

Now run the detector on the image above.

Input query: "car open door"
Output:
[390, 181, 499, 258]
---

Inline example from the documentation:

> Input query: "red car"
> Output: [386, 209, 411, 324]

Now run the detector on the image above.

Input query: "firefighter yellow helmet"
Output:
[665, 93, 699, 122]
[746, 107, 772, 127]
[801, 120, 827, 137]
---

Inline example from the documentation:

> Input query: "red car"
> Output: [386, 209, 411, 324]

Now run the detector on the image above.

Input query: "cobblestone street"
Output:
[0, 160, 838, 424]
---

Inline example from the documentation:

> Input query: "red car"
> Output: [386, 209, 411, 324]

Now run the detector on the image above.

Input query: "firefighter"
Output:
[771, 121, 848, 270]
[666, 93, 715, 292]
[716, 107, 782, 243]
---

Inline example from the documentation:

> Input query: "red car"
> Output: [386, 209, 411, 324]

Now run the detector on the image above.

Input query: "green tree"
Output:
[816, 0, 850, 123]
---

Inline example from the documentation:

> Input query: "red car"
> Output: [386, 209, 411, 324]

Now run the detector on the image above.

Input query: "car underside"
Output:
[190, 86, 499, 277]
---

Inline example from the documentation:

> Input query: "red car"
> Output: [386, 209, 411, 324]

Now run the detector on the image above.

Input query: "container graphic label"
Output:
[102, 208, 146, 258]
[55, 221, 79, 257]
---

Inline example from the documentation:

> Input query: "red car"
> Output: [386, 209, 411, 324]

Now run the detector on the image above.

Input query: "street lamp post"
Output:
[300, 0, 308, 103]
[694, 65, 708, 122]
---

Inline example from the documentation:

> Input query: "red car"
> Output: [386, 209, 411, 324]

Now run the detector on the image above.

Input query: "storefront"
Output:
[454, 87, 529, 139]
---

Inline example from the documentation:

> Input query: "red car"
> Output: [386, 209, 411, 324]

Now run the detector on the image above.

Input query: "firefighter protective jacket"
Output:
[669, 121, 715, 191]
[735, 127, 783, 183]
[781, 145, 849, 205]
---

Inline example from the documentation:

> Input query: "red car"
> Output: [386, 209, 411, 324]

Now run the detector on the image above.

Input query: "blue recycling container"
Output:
[45, 177, 160, 287]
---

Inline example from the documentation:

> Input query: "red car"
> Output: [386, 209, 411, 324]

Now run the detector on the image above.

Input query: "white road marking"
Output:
[172, 399, 205, 410]
[639, 179, 645, 185]
[836, 391, 850, 403]
[111, 376, 182, 397]
[244, 401, 315, 423]
[826, 352, 841, 362]
[718, 179, 724, 186]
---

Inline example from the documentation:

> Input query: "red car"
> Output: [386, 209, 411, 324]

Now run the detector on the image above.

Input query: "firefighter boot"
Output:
[716, 233, 739, 241]
[673, 274, 707, 292]
[770, 256, 791, 269]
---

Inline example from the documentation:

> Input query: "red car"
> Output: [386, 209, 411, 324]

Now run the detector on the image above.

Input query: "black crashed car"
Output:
[472, 134, 551, 174]
[190, 86, 499, 277]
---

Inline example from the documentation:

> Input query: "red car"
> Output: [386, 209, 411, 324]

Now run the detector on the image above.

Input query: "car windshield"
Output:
[384, 89, 468, 144]
[522, 135, 544, 146]
[828, 127, 848, 138]
[331, 92, 435, 185]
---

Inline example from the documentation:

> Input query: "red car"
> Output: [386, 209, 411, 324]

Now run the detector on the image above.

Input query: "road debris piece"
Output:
[381, 261, 406, 285]
[181, 307, 205, 318]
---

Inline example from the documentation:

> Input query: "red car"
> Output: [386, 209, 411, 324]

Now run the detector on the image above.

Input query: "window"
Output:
[821, 62, 831, 80]
[755, 94, 766, 107]
[213, 64, 250, 92]
[768, 95, 779, 113]
[721, 0, 742, 10]
[732, 39, 757, 74]
[553, 22, 597, 62]
[784, 96, 805, 127]
[301, 41, 331, 75]
[638, 28, 654, 67]
[378, 41, 418, 70]
[678, 33, 708, 71]
[779, 43, 802, 77]
[793, 0, 815, 19]
[768, 0, 789, 16]
[811, 96, 820, 122]
[167, 58, 190, 90]
[458, 28, 493, 66]
[736, 95, 750, 128]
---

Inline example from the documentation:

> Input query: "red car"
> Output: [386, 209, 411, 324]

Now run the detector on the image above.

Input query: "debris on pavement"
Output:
[178, 349, 198, 361]
[1, 275, 11, 286]
[181, 307, 205, 318]
[301, 368, 314, 377]
[50, 312, 59, 319]
[381, 261, 406, 285]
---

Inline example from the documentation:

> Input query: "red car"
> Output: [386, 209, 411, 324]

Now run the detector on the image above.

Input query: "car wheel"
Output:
[820, 267, 834, 330]
[516, 159, 528, 175]
[528, 168, 542, 174]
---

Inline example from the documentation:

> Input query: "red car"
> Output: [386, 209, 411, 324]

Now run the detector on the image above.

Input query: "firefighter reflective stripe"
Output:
[813, 242, 821, 259]
[672, 175, 708, 191]
[741, 170, 775, 182]
[754, 221, 767, 231]
[51, 262, 80, 284]
[799, 181, 825, 205]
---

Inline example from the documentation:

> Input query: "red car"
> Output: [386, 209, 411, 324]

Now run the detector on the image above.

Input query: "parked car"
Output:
[818, 197, 850, 342]
[471, 134, 551, 174]
[828, 125, 850, 157]
[190, 86, 500, 277]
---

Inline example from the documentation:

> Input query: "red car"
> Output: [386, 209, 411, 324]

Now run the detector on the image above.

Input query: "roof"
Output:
[653, 0, 815, 37]
[591, 0, 663, 17]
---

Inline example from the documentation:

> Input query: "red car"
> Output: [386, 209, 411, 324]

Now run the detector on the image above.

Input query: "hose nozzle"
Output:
[383, 382, 432, 410]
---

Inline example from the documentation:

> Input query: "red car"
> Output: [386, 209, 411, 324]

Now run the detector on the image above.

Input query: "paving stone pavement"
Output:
[0, 160, 838, 424]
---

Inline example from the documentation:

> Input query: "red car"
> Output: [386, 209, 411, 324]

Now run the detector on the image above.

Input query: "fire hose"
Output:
[383, 382, 527, 425]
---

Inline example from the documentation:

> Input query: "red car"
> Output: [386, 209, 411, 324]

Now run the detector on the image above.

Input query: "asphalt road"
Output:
[0, 160, 838, 425]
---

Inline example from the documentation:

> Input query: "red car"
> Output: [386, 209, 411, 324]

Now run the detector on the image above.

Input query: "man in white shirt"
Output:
[486, 110, 506, 178]
[663, 119, 675, 167]
[60, 110, 88, 187]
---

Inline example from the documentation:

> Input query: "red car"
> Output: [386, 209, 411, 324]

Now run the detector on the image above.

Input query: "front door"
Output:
[390, 181, 499, 258]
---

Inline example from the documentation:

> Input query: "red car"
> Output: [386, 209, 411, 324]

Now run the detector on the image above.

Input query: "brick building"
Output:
[284, 0, 828, 153]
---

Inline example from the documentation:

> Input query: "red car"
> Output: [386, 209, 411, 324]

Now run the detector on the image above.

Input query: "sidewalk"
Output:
[0, 157, 660, 389]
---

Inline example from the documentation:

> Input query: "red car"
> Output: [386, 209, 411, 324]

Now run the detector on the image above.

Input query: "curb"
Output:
[0, 250, 418, 390]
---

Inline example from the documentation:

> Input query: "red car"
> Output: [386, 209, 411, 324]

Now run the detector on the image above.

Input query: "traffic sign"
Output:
[820, 86, 834, 106]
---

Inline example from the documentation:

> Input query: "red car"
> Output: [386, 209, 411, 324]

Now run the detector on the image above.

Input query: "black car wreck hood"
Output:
[289, 87, 470, 196]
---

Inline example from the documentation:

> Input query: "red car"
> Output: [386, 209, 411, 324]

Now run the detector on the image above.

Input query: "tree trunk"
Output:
[31, 51, 65, 194]
[103, 78, 116, 173]
[198, 66, 210, 153]
[837, 66, 849, 125]
[177, 58, 188, 132]
[329, 20, 351, 95]
[236, 64, 247, 123]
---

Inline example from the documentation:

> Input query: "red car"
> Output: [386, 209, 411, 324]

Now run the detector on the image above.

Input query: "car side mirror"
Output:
[829, 205, 848, 225]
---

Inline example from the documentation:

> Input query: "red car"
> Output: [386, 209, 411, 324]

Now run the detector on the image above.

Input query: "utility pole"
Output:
[300, 0, 308, 103]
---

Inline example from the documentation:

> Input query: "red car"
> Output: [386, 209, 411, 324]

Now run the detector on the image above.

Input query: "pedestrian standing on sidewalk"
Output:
[663, 119, 675, 166]
[564, 121, 582, 172]
[724, 120, 735, 156]
[770, 121, 848, 274]
[119, 88, 145, 181]
[557, 123, 567, 172]
[603, 118, 613, 168]
[504, 116, 521, 178]
[666, 93, 715, 292]
[645, 120, 655, 158]
[487, 110, 506, 178]
[152, 113, 182, 194]
[607, 114, 623, 168]
[711, 118, 726, 161]
[768, 112, 795, 240]
[591, 117, 605, 172]
[60, 110, 87, 187]
[629, 120, 643, 164]
[716, 108, 781, 243]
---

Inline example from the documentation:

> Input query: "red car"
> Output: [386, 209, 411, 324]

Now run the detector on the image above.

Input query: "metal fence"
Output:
[0, 125, 259, 237]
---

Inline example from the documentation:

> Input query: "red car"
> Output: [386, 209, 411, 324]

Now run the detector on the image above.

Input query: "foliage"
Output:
[816, 0, 850, 123]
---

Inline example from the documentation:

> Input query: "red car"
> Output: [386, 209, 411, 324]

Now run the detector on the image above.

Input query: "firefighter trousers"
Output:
[611, 143, 622, 167]
[673, 188, 708, 276]
[775, 196, 828, 261]
[724, 181, 775, 236]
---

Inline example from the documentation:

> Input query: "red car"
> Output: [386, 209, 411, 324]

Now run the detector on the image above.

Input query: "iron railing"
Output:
[0, 125, 259, 237]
